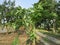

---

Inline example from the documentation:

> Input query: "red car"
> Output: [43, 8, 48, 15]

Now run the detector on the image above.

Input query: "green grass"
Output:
[39, 29, 60, 39]
[12, 36, 20, 45]
[43, 38, 57, 45]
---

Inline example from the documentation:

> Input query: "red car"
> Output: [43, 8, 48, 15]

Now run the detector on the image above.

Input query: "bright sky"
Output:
[0, 0, 39, 9]
[0, 0, 59, 9]
[15, 0, 39, 8]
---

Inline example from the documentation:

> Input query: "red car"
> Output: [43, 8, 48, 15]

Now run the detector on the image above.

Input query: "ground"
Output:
[0, 29, 60, 45]
[0, 32, 28, 45]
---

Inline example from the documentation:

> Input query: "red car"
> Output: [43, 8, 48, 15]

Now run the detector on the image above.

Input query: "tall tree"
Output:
[33, 0, 57, 33]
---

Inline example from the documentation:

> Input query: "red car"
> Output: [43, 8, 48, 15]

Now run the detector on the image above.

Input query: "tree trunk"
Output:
[6, 25, 8, 35]
[53, 19, 56, 33]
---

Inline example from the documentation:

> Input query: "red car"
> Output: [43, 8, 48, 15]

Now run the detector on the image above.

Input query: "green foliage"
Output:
[33, 0, 57, 20]
[29, 31, 36, 41]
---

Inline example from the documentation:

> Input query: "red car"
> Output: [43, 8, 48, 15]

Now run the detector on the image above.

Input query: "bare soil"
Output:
[0, 32, 28, 45]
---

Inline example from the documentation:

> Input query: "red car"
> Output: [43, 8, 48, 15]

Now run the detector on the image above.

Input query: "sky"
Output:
[0, 0, 59, 9]
[15, 0, 39, 8]
[0, 0, 39, 9]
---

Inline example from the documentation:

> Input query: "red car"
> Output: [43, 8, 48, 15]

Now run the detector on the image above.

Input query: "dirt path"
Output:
[0, 33, 17, 45]
[18, 34, 28, 45]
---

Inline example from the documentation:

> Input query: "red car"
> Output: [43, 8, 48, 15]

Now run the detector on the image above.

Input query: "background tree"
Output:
[56, 1, 60, 27]
[0, 0, 15, 34]
[33, 0, 58, 33]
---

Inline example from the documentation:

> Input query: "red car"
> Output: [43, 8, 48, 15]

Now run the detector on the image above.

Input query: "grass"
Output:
[12, 35, 20, 45]
[43, 37, 58, 45]
[36, 29, 60, 45]
[39, 29, 60, 39]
